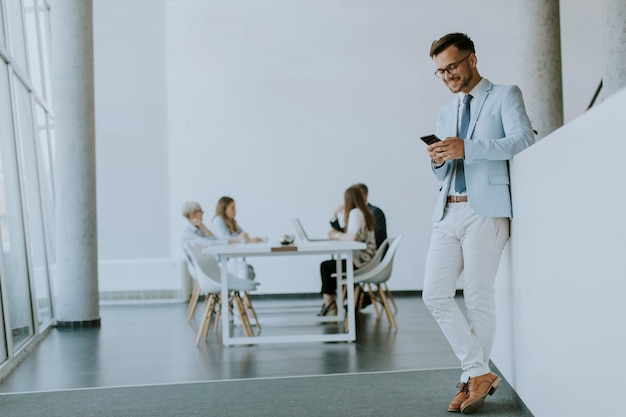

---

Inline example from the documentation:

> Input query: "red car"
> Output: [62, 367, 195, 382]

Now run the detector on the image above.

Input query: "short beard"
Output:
[447, 72, 473, 94]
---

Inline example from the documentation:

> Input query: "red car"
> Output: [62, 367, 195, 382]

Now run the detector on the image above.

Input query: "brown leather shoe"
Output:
[447, 382, 469, 412]
[460, 372, 501, 414]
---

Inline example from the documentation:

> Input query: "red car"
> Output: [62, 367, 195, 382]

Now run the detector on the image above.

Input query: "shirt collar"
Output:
[458, 77, 488, 102]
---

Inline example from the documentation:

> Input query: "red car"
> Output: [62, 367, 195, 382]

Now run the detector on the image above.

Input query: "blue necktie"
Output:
[455, 94, 473, 193]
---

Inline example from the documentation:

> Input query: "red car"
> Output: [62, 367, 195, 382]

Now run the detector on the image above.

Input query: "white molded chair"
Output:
[184, 243, 260, 345]
[356, 237, 390, 276]
[338, 237, 390, 309]
[183, 249, 203, 321]
[353, 236, 403, 331]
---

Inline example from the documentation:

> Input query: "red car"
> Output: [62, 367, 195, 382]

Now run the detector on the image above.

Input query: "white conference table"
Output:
[202, 240, 365, 346]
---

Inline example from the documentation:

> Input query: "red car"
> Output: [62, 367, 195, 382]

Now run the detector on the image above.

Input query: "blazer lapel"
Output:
[467, 80, 493, 139]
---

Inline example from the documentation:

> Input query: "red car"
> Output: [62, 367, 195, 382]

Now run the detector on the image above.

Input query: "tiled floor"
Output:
[0, 293, 461, 393]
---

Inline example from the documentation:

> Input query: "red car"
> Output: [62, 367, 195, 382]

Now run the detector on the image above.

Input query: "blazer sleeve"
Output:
[181, 224, 227, 247]
[464, 85, 535, 163]
[431, 102, 456, 181]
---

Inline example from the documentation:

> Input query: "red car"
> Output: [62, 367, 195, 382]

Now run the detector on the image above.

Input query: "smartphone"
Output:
[420, 134, 441, 145]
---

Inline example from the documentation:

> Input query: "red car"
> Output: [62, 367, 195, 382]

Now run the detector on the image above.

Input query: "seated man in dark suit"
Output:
[330, 183, 387, 248]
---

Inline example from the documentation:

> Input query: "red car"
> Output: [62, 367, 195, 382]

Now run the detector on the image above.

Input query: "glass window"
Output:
[36, 0, 51, 101]
[0, 64, 34, 349]
[0, 178, 7, 364]
[0, 280, 7, 364]
[15, 80, 52, 328]
[33, 103, 54, 323]
[23, 0, 44, 96]
[0, 0, 6, 47]
[7, 0, 28, 74]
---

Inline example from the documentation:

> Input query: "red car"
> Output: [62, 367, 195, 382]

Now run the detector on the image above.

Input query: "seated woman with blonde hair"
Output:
[211, 196, 263, 243]
[318, 186, 377, 316]
[211, 196, 262, 280]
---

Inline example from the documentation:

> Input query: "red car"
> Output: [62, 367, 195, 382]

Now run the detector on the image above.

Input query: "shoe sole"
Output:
[460, 376, 501, 414]
[316, 310, 337, 317]
[447, 398, 467, 413]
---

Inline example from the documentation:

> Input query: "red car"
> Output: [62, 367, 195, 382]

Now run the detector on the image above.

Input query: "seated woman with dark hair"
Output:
[318, 186, 377, 316]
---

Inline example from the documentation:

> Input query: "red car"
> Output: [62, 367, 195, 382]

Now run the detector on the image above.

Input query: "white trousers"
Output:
[226, 258, 255, 280]
[423, 202, 509, 382]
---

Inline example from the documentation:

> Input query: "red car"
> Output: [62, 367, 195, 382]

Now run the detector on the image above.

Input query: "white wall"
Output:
[560, 1, 603, 122]
[492, 89, 626, 416]
[163, 0, 531, 293]
[93, 0, 170, 259]
[94, 0, 602, 293]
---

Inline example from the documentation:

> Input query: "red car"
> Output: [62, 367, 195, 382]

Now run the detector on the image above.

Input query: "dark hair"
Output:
[343, 186, 375, 232]
[429, 32, 475, 58]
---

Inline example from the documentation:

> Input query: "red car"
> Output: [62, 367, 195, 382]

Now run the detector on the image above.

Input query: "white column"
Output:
[519, 0, 563, 140]
[51, 1, 100, 326]
[603, 0, 626, 97]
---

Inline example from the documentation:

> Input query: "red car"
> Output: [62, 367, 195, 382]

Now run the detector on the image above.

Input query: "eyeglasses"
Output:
[434, 54, 471, 79]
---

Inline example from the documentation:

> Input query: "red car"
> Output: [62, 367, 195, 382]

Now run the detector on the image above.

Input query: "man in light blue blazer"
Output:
[421, 33, 534, 414]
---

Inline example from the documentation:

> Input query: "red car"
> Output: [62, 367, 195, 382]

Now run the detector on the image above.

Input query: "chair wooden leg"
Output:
[196, 294, 216, 345]
[213, 295, 222, 333]
[243, 292, 261, 330]
[377, 286, 398, 331]
[344, 285, 361, 333]
[354, 285, 362, 310]
[381, 283, 398, 313]
[241, 298, 254, 337]
[187, 282, 201, 320]
[233, 293, 254, 337]
[240, 295, 254, 337]
[227, 294, 246, 333]
[366, 283, 381, 318]
[344, 284, 364, 333]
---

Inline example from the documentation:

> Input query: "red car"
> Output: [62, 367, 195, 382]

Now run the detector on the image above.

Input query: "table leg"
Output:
[221, 256, 231, 346]
[335, 256, 345, 321]
[345, 252, 356, 339]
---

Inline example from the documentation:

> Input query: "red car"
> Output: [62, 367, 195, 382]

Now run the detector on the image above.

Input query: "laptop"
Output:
[292, 218, 332, 242]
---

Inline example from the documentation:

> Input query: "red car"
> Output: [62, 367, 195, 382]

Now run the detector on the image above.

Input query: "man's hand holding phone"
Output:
[421, 134, 465, 164]
[420, 134, 441, 145]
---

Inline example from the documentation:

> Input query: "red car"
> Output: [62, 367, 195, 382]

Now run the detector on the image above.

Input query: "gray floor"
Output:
[0, 293, 531, 415]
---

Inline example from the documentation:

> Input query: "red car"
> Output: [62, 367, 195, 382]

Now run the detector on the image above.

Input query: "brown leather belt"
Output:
[447, 196, 468, 203]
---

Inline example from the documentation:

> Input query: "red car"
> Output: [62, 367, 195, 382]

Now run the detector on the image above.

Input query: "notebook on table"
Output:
[292, 218, 332, 242]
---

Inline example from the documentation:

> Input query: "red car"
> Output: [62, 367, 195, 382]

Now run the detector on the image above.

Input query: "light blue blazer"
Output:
[432, 79, 535, 221]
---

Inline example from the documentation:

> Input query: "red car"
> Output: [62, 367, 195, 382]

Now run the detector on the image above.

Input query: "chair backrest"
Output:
[355, 236, 403, 285]
[182, 245, 198, 281]
[184, 243, 222, 293]
[184, 243, 258, 293]
[354, 237, 390, 276]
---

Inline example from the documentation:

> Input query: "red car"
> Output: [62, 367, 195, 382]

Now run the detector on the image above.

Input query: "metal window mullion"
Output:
[7, 66, 38, 339]
[34, 0, 50, 104]
[30, 100, 54, 322]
